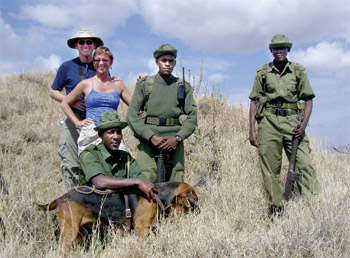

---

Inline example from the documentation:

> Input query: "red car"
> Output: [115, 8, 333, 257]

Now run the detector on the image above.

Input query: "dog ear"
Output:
[170, 191, 199, 212]
[186, 191, 199, 211]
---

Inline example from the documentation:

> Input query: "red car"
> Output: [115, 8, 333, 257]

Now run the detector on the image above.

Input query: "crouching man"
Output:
[79, 110, 157, 201]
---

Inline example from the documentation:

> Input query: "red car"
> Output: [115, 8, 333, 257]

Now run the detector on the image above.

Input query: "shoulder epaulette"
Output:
[259, 62, 271, 83]
[291, 62, 301, 83]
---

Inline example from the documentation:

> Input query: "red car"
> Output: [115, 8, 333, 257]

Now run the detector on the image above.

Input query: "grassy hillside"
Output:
[0, 71, 349, 257]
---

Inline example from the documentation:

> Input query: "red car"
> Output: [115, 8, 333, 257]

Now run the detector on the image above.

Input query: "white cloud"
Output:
[139, 0, 350, 53]
[147, 58, 159, 74]
[17, 0, 139, 40]
[33, 54, 62, 71]
[290, 41, 350, 79]
[0, 16, 22, 59]
[17, 4, 71, 28]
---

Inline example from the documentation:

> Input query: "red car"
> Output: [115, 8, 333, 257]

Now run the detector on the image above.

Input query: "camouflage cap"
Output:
[94, 110, 128, 132]
[153, 44, 177, 58]
[269, 34, 293, 50]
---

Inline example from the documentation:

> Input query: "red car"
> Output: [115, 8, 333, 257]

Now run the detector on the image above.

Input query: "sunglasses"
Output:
[93, 58, 110, 63]
[78, 40, 94, 45]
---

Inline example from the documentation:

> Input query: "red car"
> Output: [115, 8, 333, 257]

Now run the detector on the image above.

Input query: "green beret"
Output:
[269, 34, 293, 50]
[94, 110, 128, 132]
[153, 44, 177, 58]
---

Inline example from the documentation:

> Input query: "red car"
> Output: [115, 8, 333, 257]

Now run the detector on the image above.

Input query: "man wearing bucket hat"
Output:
[249, 34, 318, 216]
[79, 110, 157, 200]
[126, 44, 197, 183]
[50, 29, 104, 191]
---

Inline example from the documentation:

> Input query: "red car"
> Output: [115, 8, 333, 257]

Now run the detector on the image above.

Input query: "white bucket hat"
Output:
[67, 29, 104, 49]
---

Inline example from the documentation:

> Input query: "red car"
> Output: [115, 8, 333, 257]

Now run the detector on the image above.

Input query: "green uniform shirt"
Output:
[79, 143, 146, 186]
[126, 73, 197, 141]
[249, 60, 315, 102]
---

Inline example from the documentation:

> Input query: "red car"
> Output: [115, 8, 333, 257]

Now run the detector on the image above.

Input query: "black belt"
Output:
[266, 100, 298, 110]
[145, 116, 180, 126]
[265, 107, 298, 116]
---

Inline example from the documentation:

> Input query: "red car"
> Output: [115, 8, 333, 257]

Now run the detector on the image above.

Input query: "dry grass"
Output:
[0, 71, 349, 257]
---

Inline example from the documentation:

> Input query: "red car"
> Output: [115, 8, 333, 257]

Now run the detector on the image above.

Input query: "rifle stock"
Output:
[283, 112, 303, 201]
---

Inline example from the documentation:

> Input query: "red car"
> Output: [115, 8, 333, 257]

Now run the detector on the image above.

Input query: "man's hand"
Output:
[249, 100, 259, 148]
[159, 137, 178, 151]
[137, 179, 158, 202]
[111, 76, 122, 82]
[70, 99, 86, 111]
[150, 135, 166, 148]
[137, 74, 148, 81]
[293, 98, 313, 139]
[150, 135, 178, 151]
[293, 122, 306, 139]
[249, 130, 259, 148]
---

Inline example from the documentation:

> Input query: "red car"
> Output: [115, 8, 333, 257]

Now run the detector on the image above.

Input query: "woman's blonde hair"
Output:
[93, 46, 114, 61]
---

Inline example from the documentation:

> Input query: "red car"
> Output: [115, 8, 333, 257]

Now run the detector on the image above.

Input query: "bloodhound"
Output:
[36, 181, 199, 249]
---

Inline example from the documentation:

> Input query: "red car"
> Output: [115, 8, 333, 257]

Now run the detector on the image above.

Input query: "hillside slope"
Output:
[0, 71, 349, 257]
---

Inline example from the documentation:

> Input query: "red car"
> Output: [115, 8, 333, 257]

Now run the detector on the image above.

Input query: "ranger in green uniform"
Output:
[126, 44, 197, 183]
[249, 34, 319, 215]
[79, 110, 157, 201]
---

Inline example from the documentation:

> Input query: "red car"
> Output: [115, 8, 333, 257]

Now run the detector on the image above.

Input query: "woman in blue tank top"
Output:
[61, 46, 131, 154]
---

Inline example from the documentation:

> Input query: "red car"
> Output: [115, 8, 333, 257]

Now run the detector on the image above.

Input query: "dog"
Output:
[36, 181, 199, 249]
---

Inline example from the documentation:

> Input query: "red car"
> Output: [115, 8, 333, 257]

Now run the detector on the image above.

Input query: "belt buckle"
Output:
[125, 208, 132, 219]
[159, 117, 166, 126]
[275, 100, 283, 109]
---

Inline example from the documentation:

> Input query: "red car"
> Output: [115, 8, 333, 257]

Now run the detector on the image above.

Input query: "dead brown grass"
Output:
[0, 71, 349, 257]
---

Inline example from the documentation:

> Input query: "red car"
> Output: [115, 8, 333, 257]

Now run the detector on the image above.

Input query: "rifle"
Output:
[156, 150, 165, 183]
[283, 112, 303, 201]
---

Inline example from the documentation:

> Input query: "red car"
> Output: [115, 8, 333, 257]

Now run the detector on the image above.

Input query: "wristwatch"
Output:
[175, 135, 183, 142]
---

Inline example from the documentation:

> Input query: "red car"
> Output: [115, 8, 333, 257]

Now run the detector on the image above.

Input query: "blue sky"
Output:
[1, 0, 349, 149]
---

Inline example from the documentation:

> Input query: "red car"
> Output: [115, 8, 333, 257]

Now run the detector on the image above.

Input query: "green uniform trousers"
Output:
[136, 140, 184, 183]
[58, 112, 82, 192]
[258, 113, 319, 207]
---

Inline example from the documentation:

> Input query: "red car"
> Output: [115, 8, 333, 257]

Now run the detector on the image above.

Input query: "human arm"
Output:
[294, 65, 315, 139]
[249, 100, 259, 148]
[91, 175, 157, 202]
[60, 80, 93, 127]
[117, 81, 132, 106]
[50, 88, 86, 111]
[126, 79, 157, 141]
[49, 88, 65, 103]
[80, 149, 157, 202]
[293, 98, 313, 139]
[50, 60, 86, 111]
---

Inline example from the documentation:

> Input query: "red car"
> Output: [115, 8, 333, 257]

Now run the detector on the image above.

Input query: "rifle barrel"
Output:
[283, 111, 303, 201]
[156, 150, 165, 183]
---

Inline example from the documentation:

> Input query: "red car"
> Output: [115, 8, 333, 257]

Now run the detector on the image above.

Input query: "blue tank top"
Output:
[85, 79, 120, 126]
